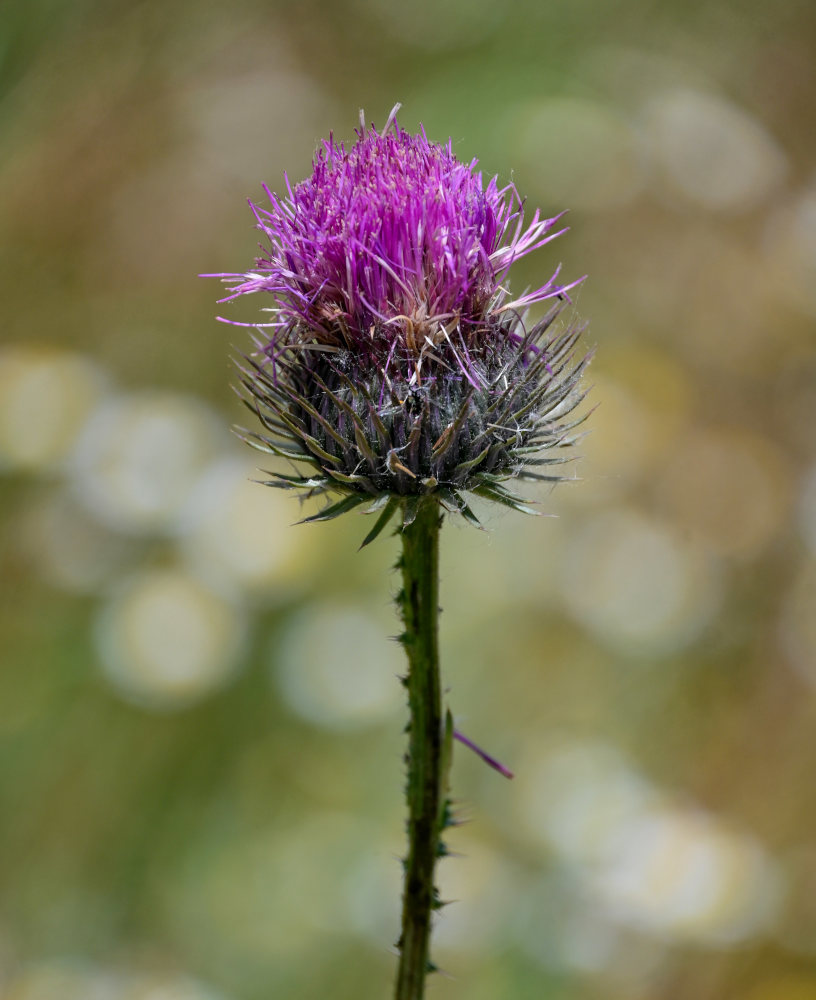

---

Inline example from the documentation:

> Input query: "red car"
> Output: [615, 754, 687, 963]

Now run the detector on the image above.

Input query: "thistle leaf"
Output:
[438, 709, 455, 829]
[456, 497, 483, 528]
[515, 471, 575, 484]
[472, 483, 541, 515]
[363, 493, 392, 514]
[452, 442, 491, 476]
[298, 494, 368, 523]
[358, 496, 400, 549]
[254, 472, 330, 490]
[402, 495, 420, 527]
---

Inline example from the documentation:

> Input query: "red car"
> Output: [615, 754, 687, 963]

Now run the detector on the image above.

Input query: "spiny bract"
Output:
[210, 108, 591, 544]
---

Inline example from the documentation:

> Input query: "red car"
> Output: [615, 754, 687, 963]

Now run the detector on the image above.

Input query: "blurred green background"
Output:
[2, 0, 816, 998]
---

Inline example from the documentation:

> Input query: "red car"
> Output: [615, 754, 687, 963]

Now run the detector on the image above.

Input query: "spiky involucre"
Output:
[213, 110, 591, 544]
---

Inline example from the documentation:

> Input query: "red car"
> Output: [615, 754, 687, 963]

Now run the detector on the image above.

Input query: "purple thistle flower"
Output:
[209, 108, 591, 541]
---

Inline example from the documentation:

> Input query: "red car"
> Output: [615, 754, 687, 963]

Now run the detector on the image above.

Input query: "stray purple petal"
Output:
[453, 728, 514, 779]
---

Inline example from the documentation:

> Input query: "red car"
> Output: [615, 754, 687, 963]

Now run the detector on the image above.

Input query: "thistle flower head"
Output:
[210, 108, 591, 541]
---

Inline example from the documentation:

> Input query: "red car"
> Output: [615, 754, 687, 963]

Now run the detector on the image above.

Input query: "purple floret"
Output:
[212, 112, 580, 364]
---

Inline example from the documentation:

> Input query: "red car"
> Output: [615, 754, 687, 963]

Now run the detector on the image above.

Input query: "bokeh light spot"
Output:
[15, 492, 135, 594]
[655, 427, 791, 561]
[178, 456, 310, 601]
[71, 393, 225, 535]
[511, 97, 645, 211]
[779, 560, 816, 689]
[0, 347, 108, 473]
[643, 88, 787, 211]
[797, 462, 816, 555]
[764, 185, 816, 318]
[272, 604, 403, 730]
[560, 508, 722, 655]
[518, 743, 656, 865]
[95, 568, 246, 709]
[592, 808, 783, 945]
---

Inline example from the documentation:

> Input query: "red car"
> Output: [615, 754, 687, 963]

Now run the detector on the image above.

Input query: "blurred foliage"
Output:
[1, 0, 816, 998]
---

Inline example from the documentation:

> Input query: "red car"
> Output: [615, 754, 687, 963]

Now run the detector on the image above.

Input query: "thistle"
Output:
[209, 106, 591, 1000]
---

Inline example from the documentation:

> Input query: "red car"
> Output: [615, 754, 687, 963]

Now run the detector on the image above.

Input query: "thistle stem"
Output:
[395, 499, 443, 1000]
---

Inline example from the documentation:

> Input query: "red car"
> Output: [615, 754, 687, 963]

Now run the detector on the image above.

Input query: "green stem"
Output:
[395, 499, 443, 1000]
